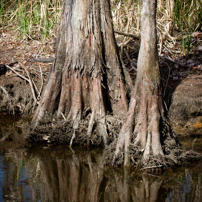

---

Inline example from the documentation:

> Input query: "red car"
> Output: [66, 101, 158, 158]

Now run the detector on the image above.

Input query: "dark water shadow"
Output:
[1, 144, 202, 202]
[0, 114, 202, 202]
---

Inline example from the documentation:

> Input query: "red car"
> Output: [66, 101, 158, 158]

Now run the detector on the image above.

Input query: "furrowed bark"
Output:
[31, 0, 129, 145]
[113, 0, 164, 166]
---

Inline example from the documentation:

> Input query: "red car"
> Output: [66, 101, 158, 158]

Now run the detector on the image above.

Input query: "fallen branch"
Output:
[115, 30, 140, 40]
[140, 165, 163, 170]
[30, 57, 54, 63]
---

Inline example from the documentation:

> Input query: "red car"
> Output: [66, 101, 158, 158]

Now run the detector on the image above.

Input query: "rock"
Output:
[169, 74, 202, 136]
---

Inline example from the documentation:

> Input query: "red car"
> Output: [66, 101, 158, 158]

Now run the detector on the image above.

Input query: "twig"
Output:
[5, 64, 29, 82]
[119, 38, 133, 49]
[37, 65, 44, 100]
[61, 112, 67, 121]
[141, 165, 163, 170]
[31, 77, 39, 95]
[19, 62, 38, 104]
[163, 44, 173, 55]
[23, 66, 39, 95]
[70, 130, 76, 148]
[0, 86, 10, 97]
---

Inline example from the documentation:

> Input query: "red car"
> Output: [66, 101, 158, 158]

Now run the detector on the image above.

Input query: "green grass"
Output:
[174, 0, 202, 32]
[0, 0, 201, 46]
[0, 0, 61, 40]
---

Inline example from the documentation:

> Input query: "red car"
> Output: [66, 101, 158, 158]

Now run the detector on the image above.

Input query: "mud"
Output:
[1, 30, 202, 170]
[28, 114, 122, 147]
[27, 114, 202, 169]
[169, 75, 202, 136]
[104, 123, 201, 169]
[0, 71, 35, 115]
[0, 30, 53, 115]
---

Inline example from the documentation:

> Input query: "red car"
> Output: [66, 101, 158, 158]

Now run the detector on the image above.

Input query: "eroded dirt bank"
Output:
[1, 32, 202, 169]
[169, 75, 202, 136]
[1, 31, 202, 138]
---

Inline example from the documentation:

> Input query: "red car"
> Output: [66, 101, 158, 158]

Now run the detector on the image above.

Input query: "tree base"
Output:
[104, 124, 201, 169]
[28, 114, 123, 147]
[28, 114, 201, 169]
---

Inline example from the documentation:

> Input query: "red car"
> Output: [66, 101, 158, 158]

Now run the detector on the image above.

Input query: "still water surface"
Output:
[0, 115, 202, 202]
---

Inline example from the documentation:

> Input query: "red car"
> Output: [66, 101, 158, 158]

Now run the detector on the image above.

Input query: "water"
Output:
[0, 115, 202, 202]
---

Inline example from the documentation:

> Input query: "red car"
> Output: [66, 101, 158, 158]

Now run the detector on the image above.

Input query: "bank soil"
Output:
[169, 75, 202, 136]
[0, 31, 54, 115]
[1, 30, 202, 168]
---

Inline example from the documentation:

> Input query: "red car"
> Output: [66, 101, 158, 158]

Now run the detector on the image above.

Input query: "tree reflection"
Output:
[1, 147, 202, 202]
[34, 148, 105, 202]
[132, 175, 163, 202]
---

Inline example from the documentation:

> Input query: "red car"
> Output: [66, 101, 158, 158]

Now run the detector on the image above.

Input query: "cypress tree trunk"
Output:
[113, 0, 164, 166]
[31, 0, 129, 145]
[111, 0, 201, 168]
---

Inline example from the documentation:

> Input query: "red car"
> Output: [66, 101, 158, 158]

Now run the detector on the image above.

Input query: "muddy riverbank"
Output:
[1, 31, 202, 144]
[1, 115, 202, 202]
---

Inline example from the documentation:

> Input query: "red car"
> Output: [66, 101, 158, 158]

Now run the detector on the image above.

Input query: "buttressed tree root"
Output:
[105, 0, 201, 169]
[30, 0, 130, 146]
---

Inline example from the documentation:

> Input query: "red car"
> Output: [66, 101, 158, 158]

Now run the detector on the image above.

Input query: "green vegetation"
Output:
[174, 0, 202, 32]
[0, 0, 61, 40]
[0, 0, 201, 51]
[173, 0, 202, 56]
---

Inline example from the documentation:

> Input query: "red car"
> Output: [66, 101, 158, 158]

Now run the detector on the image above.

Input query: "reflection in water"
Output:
[0, 146, 202, 202]
[37, 149, 105, 202]
[0, 115, 202, 201]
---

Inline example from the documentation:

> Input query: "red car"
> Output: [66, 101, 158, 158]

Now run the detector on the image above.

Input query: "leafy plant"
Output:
[17, 3, 28, 37]
[1, 0, 202, 50]
[17, 158, 25, 181]
[1, 0, 62, 40]
[181, 32, 191, 56]
[174, 0, 202, 32]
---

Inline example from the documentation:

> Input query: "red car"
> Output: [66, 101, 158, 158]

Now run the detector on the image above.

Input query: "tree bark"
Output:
[114, 0, 164, 166]
[31, 0, 129, 145]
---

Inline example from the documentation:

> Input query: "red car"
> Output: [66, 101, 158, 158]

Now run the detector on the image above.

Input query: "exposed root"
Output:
[97, 116, 108, 146]
[113, 97, 136, 166]
[69, 130, 76, 148]
[87, 111, 95, 137]
[106, 80, 201, 169]
[28, 114, 122, 147]
[105, 122, 201, 169]
[30, 73, 113, 147]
